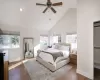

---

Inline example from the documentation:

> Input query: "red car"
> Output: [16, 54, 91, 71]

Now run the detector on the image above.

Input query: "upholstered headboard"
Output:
[53, 43, 71, 53]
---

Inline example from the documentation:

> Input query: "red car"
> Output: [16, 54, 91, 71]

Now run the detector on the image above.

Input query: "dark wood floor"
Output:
[94, 68, 100, 80]
[9, 61, 89, 80]
[9, 60, 23, 67]
[9, 63, 31, 80]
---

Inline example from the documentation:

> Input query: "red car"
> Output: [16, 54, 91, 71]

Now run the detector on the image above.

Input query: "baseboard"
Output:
[77, 69, 93, 80]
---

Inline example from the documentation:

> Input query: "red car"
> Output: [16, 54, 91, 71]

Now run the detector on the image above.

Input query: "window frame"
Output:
[66, 33, 77, 50]
[0, 31, 20, 49]
[40, 35, 49, 46]
[52, 34, 61, 44]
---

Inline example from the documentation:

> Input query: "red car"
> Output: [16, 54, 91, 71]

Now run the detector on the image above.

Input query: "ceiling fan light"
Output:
[36, 0, 63, 13]
[20, 8, 23, 12]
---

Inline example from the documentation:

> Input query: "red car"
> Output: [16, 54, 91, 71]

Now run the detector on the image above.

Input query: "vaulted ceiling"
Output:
[0, 0, 77, 31]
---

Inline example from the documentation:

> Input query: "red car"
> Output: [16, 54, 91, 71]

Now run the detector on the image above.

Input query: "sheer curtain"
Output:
[40, 35, 48, 49]
[52, 34, 61, 44]
[66, 33, 77, 50]
[0, 31, 20, 49]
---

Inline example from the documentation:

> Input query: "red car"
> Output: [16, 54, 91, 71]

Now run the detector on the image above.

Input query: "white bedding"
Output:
[38, 48, 69, 65]
[41, 48, 69, 58]
[36, 43, 71, 71]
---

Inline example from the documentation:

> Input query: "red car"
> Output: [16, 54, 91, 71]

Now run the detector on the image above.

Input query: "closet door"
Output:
[0, 53, 4, 80]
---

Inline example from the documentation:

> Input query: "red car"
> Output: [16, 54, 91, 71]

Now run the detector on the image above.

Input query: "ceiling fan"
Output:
[36, 0, 63, 13]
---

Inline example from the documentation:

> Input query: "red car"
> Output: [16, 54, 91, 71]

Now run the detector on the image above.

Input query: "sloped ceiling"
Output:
[0, 0, 77, 31]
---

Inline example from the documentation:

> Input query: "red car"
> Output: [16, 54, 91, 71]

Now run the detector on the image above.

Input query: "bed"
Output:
[36, 43, 71, 71]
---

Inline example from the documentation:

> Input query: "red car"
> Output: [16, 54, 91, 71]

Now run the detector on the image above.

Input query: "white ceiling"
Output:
[0, 0, 77, 31]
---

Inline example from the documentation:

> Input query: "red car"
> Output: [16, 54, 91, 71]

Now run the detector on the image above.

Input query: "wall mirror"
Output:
[23, 38, 34, 59]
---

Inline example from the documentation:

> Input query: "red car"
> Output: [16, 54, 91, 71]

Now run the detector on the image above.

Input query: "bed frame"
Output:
[36, 43, 71, 72]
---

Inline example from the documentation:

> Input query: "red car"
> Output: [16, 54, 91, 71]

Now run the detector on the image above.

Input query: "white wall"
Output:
[0, 24, 48, 62]
[77, 0, 100, 79]
[49, 8, 77, 44]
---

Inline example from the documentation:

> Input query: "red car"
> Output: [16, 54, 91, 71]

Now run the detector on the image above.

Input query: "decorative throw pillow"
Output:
[52, 43, 60, 49]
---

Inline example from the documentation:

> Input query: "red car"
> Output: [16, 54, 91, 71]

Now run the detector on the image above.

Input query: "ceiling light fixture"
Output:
[20, 8, 23, 12]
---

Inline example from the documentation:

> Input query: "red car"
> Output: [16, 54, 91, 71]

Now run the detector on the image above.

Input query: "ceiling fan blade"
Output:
[47, 0, 51, 3]
[36, 3, 47, 6]
[52, 2, 63, 6]
[51, 7, 56, 13]
[43, 7, 49, 13]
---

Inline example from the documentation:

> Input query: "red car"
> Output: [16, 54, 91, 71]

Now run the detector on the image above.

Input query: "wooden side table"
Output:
[69, 54, 77, 65]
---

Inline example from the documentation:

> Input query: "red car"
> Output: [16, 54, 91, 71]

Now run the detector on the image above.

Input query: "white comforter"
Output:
[42, 48, 61, 53]
[38, 48, 69, 65]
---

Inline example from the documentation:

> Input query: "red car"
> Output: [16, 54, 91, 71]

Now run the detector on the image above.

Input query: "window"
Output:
[52, 35, 61, 44]
[66, 34, 77, 50]
[53, 36, 59, 43]
[0, 35, 20, 49]
[40, 35, 48, 46]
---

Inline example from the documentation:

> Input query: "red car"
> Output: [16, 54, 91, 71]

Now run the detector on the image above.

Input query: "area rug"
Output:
[23, 59, 72, 80]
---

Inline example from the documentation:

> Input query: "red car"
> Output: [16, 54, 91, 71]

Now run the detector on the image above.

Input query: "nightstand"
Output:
[69, 54, 77, 65]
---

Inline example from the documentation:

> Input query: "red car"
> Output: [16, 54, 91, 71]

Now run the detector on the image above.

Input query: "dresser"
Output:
[0, 53, 4, 80]
[4, 61, 8, 80]
[4, 52, 8, 80]
[0, 52, 8, 80]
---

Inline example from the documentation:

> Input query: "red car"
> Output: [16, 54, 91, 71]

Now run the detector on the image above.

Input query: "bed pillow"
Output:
[52, 44, 60, 49]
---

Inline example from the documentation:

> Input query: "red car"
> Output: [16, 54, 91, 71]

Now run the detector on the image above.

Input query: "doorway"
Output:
[94, 21, 100, 80]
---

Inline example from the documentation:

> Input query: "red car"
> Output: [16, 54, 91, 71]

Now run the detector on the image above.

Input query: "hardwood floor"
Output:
[9, 60, 23, 67]
[56, 64, 89, 80]
[94, 68, 100, 80]
[9, 61, 89, 80]
[9, 62, 31, 80]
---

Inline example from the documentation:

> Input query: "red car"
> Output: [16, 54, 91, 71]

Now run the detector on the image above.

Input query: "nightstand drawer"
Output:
[70, 54, 77, 59]
[70, 58, 77, 65]
[70, 54, 77, 65]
